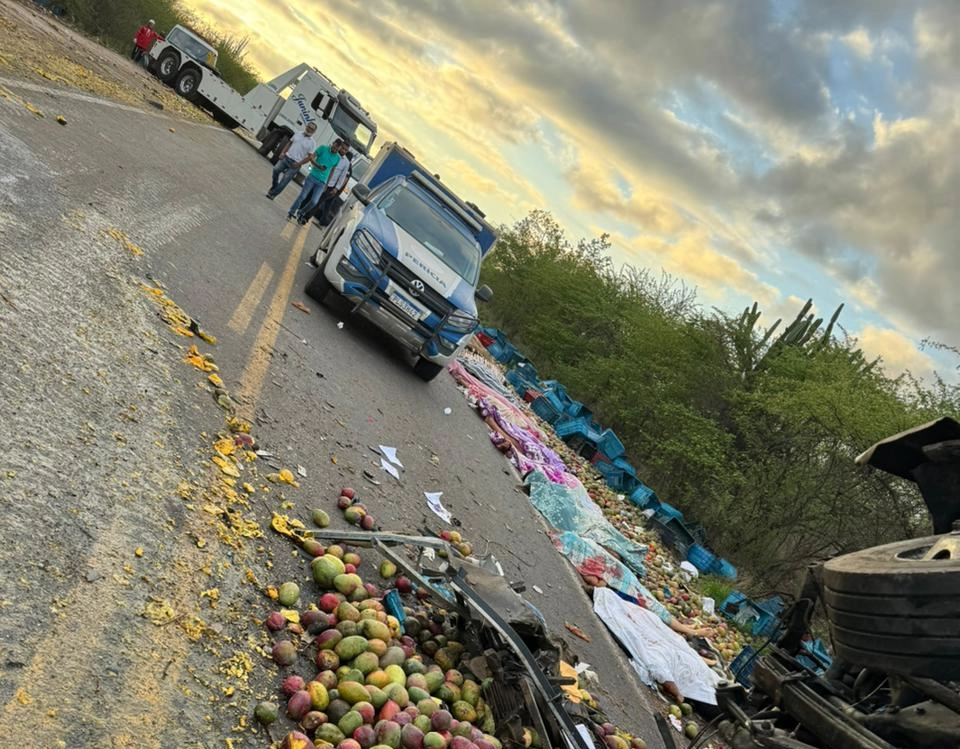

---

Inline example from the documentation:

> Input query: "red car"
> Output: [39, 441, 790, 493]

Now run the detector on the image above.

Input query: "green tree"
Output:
[482, 210, 947, 592]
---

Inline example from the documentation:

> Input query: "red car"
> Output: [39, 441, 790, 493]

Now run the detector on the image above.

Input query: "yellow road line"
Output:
[280, 222, 294, 240]
[236, 225, 310, 417]
[227, 262, 274, 334]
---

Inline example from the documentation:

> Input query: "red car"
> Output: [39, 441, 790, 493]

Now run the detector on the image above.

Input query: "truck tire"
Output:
[269, 134, 291, 165]
[257, 129, 283, 156]
[304, 266, 332, 304]
[174, 68, 201, 100]
[823, 533, 960, 681]
[156, 50, 181, 83]
[413, 358, 444, 382]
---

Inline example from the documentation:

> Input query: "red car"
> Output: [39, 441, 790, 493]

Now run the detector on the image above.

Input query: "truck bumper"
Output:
[326, 253, 467, 366]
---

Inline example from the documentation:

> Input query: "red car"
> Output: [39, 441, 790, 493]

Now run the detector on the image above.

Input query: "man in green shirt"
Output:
[287, 138, 346, 224]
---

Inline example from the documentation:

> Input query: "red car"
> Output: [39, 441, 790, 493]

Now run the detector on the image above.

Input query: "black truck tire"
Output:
[268, 134, 290, 165]
[304, 266, 332, 304]
[156, 50, 181, 83]
[174, 68, 201, 100]
[257, 129, 283, 156]
[413, 358, 443, 382]
[823, 533, 960, 680]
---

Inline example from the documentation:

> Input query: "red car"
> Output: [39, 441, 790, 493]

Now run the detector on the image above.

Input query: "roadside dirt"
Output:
[0, 0, 210, 123]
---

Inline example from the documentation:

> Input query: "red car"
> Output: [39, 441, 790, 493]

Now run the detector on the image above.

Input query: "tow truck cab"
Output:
[305, 143, 495, 381]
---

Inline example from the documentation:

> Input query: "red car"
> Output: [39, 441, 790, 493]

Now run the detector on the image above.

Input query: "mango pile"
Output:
[258, 487, 662, 749]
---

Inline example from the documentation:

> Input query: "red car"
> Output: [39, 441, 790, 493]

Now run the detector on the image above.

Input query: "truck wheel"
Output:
[413, 358, 444, 382]
[156, 50, 181, 83]
[257, 129, 283, 156]
[304, 266, 332, 304]
[174, 68, 201, 100]
[269, 134, 291, 165]
[823, 533, 960, 680]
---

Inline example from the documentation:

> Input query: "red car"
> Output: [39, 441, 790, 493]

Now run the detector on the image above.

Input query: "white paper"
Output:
[424, 491, 452, 524]
[380, 457, 400, 480]
[378, 445, 403, 468]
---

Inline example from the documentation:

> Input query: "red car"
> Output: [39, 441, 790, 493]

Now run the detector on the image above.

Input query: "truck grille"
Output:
[378, 255, 453, 318]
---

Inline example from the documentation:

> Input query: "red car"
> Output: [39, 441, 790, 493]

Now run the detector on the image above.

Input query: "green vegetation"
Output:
[61, 0, 259, 91]
[482, 211, 959, 590]
[694, 576, 735, 606]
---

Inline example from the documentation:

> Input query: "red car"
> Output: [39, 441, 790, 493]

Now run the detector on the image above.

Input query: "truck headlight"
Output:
[352, 229, 383, 268]
[445, 311, 478, 334]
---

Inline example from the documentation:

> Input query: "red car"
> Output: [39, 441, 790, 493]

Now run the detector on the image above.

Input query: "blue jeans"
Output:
[268, 157, 297, 196]
[288, 175, 327, 218]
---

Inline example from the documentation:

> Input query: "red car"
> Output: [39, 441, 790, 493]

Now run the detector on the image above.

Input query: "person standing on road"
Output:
[303, 145, 353, 226]
[132, 20, 161, 63]
[265, 122, 318, 200]
[287, 138, 342, 225]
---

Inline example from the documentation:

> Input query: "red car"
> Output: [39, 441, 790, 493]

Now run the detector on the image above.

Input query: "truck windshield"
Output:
[330, 107, 375, 154]
[380, 187, 482, 284]
[167, 27, 219, 68]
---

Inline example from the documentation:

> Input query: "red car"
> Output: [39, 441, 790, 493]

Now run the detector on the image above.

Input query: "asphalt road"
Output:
[0, 74, 668, 749]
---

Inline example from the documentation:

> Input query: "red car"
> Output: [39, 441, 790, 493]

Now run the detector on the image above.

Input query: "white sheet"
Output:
[592, 587, 720, 705]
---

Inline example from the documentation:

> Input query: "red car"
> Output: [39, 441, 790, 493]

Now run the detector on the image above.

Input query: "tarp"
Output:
[593, 587, 721, 705]
[552, 531, 644, 600]
[526, 471, 646, 578]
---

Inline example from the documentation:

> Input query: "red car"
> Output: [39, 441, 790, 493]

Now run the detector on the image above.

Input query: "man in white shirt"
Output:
[266, 122, 317, 199]
[303, 146, 353, 225]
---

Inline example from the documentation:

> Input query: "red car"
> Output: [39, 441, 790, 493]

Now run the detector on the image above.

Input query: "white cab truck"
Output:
[304, 143, 496, 381]
[144, 25, 377, 160]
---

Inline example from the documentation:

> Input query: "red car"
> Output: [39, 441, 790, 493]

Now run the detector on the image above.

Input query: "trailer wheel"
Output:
[413, 358, 444, 382]
[823, 533, 960, 680]
[156, 50, 181, 83]
[174, 68, 201, 100]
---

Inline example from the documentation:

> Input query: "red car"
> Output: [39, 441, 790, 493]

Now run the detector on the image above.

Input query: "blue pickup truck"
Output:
[305, 143, 496, 381]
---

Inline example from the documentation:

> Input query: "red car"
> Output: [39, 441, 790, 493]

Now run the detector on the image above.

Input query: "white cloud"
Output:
[857, 325, 935, 376]
[842, 28, 875, 58]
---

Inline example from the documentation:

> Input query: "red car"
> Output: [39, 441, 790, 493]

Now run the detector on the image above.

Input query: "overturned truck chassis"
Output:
[714, 418, 960, 749]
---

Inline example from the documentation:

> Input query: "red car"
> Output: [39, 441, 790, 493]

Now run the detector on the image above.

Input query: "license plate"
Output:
[389, 292, 426, 320]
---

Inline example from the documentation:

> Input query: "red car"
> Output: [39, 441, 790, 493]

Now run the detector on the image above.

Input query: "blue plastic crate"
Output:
[711, 557, 738, 580]
[628, 483, 659, 509]
[797, 638, 832, 673]
[752, 611, 780, 638]
[687, 543, 718, 573]
[597, 429, 626, 460]
[565, 400, 592, 419]
[612, 456, 637, 478]
[555, 415, 593, 438]
[730, 646, 758, 686]
[654, 502, 685, 523]
[530, 396, 562, 424]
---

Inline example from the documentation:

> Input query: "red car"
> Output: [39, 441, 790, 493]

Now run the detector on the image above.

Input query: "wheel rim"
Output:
[921, 534, 960, 561]
[160, 58, 174, 76]
[180, 77, 195, 94]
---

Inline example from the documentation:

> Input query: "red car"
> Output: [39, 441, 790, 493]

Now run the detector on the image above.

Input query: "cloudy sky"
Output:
[185, 0, 959, 379]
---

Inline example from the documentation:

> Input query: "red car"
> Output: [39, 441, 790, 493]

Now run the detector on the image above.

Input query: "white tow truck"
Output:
[144, 25, 378, 162]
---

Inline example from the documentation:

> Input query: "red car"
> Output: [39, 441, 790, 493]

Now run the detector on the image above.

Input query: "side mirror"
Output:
[351, 183, 371, 205]
[475, 284, 493, 303]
